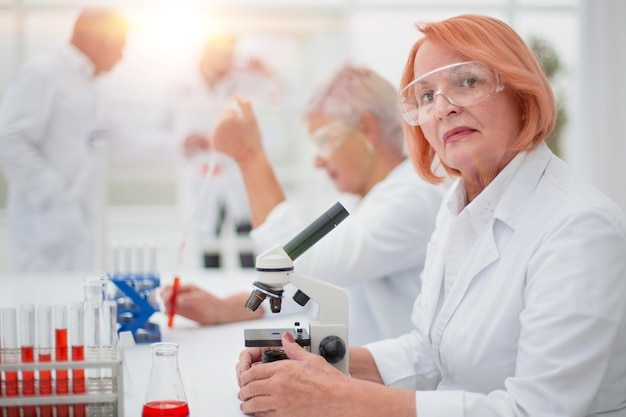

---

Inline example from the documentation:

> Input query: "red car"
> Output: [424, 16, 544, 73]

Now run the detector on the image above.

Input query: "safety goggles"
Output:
[309, 119, 356, 159]
[399, 61, 504, 126]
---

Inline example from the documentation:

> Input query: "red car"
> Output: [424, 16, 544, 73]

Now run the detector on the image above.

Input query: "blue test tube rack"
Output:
[107, 242, 162, 344]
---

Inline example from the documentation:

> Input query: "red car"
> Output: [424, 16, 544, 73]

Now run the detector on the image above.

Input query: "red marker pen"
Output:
[167, 276, 181, 328]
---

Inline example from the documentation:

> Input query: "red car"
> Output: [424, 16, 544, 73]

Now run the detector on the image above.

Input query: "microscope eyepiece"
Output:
[282, 202, 349, 261]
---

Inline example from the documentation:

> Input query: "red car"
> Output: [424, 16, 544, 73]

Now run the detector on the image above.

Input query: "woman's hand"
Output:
[236, 333, 416, 417]
[237, 332, 351, 416]
[160, 284, 263, 325]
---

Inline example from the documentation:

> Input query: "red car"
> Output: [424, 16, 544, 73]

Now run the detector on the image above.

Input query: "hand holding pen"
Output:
[159, 283, 264, 326]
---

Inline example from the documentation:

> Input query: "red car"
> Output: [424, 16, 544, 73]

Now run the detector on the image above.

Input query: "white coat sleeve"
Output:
[366, 329, 442, 391]
[0, 64, 69, 207]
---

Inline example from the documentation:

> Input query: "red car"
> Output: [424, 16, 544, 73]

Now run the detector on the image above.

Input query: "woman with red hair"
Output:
[235, 14, 626, 417]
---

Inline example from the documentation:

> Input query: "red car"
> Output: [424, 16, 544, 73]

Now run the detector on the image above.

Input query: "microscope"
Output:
[243, 202, 350, 374]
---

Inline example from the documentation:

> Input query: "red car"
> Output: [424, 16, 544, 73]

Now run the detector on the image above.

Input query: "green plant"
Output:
[529, 36, 568, 157]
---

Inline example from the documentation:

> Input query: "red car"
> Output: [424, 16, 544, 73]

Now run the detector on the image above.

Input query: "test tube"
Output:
[1, 307, 20, 417]
[134, 242, 144, 277]
[110, 241, 121, 275]
[122, 242, 132, 278]
[109, 242, 123, 300]
[147, 241, 157, 275]
[101, 300, 118, 417]
[83, 276, 105, 417]
[104, 300, 117, 355]
[20, 304, 37, 417]
[37, 305, 53, 417]
[54, 305, 70, 417]
[70, 301, 86, 417]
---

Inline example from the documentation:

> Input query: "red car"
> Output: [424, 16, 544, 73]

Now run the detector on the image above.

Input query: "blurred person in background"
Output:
[161, 32, 283, 268]
[0, 7, 127, 271]
[162, 64, 445, 346]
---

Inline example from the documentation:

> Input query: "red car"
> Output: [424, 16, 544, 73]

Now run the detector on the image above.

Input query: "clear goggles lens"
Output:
[399, 61, 503, 126]
[309, 120, 355, 158]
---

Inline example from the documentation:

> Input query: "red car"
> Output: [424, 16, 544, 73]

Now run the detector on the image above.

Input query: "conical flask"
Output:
[142, 343, 190, 417]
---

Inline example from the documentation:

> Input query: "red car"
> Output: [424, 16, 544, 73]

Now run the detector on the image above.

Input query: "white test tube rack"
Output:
[0, 345, 124, 416]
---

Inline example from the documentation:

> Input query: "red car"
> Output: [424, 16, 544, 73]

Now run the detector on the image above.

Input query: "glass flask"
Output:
[142, 343, 190, 417]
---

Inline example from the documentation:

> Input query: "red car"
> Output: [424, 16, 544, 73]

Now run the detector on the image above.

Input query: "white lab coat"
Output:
[367, 142, 626, 416]
[0, 45, 108, 271]
[251, 159, 445, 346]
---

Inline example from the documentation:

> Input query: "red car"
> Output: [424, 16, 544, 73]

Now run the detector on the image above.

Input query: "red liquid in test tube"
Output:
[1, 307, 20, 417]
[38, 305, 53, 417]
[38, 353, 53, 417]
[4, 372, 19, 417]
[20, 304, 37, 417]
[70, 301, 86, 417]
[20, 346, 36, 417]
[54, 305, 69, 417]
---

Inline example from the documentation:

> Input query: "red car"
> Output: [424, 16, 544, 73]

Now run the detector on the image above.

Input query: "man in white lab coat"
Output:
[0, 8, 127, 271]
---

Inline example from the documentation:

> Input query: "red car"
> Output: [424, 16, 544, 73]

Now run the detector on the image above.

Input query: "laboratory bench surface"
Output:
[0, 270, 310, 416]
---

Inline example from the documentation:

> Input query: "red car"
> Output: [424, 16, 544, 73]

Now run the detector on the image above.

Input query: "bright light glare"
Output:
[133, 5, 211, 56]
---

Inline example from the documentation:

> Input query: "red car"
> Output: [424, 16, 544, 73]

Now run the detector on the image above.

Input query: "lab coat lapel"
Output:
[437, 223, 501, 332]
[419, 215, 453, 340]
[432, 143, 554, 343]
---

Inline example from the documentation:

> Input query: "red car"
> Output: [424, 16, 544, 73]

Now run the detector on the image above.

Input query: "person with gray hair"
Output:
[0, 7, 127, 271]
[161, 64, 444, 345]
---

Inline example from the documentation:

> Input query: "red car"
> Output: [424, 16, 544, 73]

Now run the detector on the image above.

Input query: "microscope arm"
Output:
[287, 271, 348, 327]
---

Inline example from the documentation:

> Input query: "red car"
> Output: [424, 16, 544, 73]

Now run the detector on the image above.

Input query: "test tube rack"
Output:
[0, 346, 124, 416]
[108, 273, 161, 344]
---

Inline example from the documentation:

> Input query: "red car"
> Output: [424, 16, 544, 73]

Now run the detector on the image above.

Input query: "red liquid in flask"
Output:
[142, 401, 190, 417]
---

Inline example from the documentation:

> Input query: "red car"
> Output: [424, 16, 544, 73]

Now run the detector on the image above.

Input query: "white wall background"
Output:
[570, 0, 626, 212]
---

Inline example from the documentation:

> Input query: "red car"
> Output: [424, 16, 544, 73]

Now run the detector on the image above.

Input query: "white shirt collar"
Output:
[447, 151, 528, 234]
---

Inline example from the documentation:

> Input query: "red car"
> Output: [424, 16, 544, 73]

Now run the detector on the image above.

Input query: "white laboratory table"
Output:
[0, 269, 311, 416]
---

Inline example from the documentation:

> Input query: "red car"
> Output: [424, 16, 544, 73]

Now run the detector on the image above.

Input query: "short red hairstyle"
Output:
[401, 14, 557, 183]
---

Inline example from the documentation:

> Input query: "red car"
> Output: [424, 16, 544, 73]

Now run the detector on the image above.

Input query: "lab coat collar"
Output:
[493, 142, 553, 230]
[60, 44, 97, 80]
[446, 147, 527, 235]
[450, 142, 553, 283]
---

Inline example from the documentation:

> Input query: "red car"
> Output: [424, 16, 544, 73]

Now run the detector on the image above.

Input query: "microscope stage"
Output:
[244, 327, 311, 348]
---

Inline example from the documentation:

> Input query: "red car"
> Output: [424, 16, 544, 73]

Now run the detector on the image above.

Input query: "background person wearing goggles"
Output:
[234, 14, 626, 417]
[161, 64, 444, 346]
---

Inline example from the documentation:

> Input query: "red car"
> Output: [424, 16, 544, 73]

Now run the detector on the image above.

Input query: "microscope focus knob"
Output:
[293, 290, 310, 306]
[319, 335, 346, 364]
